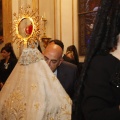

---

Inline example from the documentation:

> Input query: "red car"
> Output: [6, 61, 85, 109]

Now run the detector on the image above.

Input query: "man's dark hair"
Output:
[49, 39, 64, 50]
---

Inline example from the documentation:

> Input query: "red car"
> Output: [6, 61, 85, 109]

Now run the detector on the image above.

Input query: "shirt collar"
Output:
[54, 69, 57, 76]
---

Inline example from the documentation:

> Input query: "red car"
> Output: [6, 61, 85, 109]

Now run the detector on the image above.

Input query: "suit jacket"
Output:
[57, 61, 78, 100]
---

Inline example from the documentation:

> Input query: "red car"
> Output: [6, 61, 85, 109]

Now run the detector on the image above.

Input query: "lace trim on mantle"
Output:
[18, 48, 44, 65]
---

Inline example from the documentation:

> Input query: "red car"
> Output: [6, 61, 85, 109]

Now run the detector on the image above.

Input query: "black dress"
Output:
[82, 54, 120, 120]
[0, 57, 17, 84]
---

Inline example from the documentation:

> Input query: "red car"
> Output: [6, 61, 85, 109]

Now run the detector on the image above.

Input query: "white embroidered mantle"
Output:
[0, 48, 72, 120]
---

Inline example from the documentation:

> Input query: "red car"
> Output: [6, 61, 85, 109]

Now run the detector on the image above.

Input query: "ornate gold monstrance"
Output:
[11, 5, 40, 47]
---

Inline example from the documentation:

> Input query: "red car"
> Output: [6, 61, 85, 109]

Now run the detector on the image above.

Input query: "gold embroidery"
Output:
[44, 99, 71, 120]
[64, 95, 72, 105]
[19, 48, 44, 65]
[34, 103, 40, 111]
[52, 75, 57, 81]
[31, 84, 37, 90]
[46, 113, 54, 120]
[1, 89, 26, 120]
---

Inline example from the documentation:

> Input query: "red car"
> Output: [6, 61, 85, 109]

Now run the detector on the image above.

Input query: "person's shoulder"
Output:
[0, 59, 5, 63]
[61, 61, 77, 69]
[0, 59, 5, 66]
[9, 57, 18, 64]
[92, 54, 118, 63]
[90, 54, 118, 68]
[58, 61, 78, 77]
[10, 57, 18, 61]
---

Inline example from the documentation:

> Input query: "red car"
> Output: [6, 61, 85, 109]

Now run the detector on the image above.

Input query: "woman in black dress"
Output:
[73, 0, 120, 120]
[0, 43, 17, 89]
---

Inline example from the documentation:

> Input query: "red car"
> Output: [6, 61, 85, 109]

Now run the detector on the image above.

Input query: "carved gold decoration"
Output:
[11, 5, 40, 47]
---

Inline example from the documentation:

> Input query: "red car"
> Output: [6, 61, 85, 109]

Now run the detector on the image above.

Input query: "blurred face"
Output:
[43, 43, 63, 72]
[1, 50, 10, 59]
[66, 52, 74, 60]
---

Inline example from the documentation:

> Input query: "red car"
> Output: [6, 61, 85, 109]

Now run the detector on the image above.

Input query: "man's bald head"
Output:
[43, 42, 64, 72]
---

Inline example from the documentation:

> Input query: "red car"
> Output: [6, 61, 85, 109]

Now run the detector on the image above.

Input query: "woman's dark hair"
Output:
[49, 39, 64, 50]
[66, 45, 79, 65]
[1, 42, 17, 59]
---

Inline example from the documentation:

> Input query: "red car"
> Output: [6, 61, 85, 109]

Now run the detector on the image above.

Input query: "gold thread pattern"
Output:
[1, 89, 26, 120]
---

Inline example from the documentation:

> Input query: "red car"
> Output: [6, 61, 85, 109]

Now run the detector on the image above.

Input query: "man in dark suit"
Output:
[42, 39, 78, 100]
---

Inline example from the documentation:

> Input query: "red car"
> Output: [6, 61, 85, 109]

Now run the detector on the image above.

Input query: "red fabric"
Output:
[25, 24, 33, 34]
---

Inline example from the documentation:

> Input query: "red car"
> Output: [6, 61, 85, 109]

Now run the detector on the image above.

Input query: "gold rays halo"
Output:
[11, 5, 41, 47]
